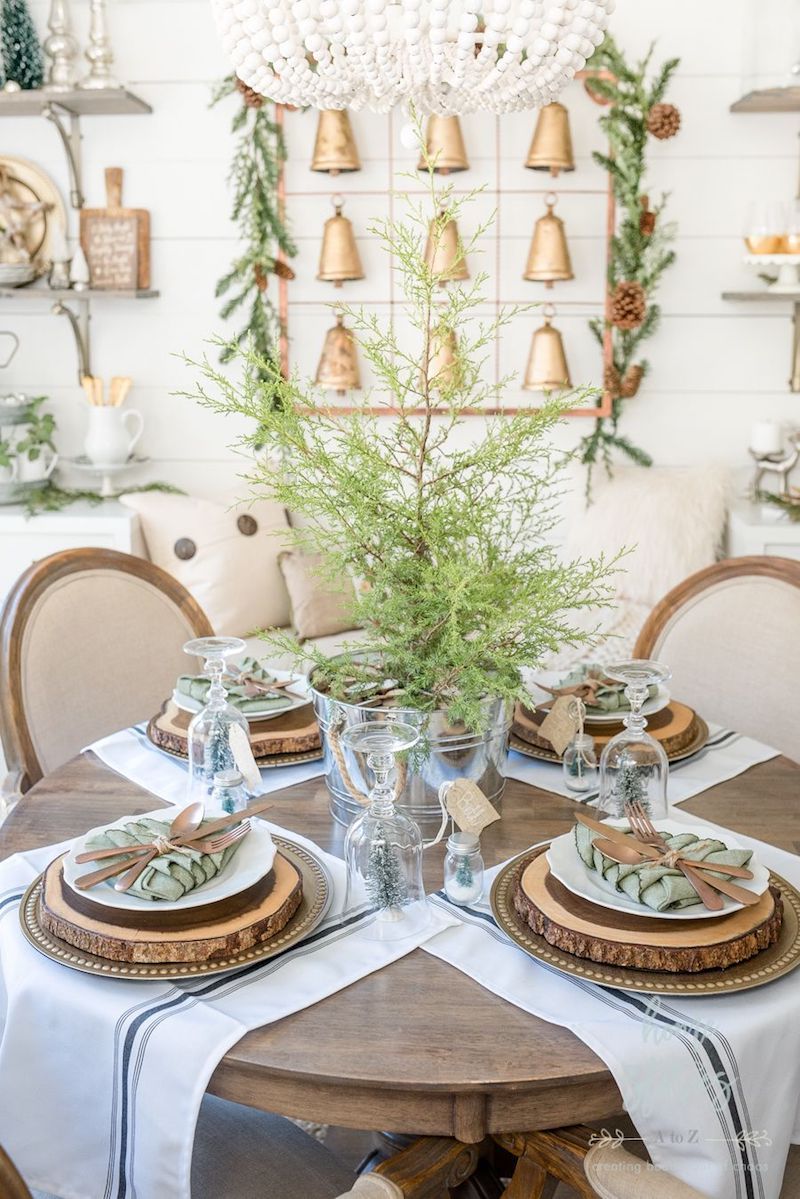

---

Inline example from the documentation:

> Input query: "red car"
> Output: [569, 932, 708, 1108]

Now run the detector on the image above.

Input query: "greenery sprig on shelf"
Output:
[212, 77, 297, 394]
[183, 120, 619, 733]
[21, 481, 183, 517]
[579, 36, 681, 491]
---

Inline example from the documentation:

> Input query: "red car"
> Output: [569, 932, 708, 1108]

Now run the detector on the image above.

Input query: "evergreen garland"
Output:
[579, 36, 680, 493]
[21, 480, 183, 517]
[0, 0, 44, 89]
[212, 77, 297, 395]
[366, 824, 408, 911]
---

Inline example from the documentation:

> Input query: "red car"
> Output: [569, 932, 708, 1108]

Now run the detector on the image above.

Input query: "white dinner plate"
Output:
[546, 819, 770, 921]
[173, 668, 310, 724]
[530, 671, 671, 725]
[63, 807, 276, 913]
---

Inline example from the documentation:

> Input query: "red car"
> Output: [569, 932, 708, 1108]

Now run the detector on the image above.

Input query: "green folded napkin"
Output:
[177, 656, 293, 716]
[573, 823, 753, 912]
[557, 664, 657, 714]
[85, 817, 245, 902]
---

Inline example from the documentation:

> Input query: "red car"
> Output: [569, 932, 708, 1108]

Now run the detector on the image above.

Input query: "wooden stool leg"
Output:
[501, 1152, 550, 1198]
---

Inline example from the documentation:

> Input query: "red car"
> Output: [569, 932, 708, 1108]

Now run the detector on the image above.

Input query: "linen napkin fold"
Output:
[574, 823, 754, 911]
[85, 816, 245, 902]
[177, 657, 293, 716]
[548, 663, 656, 713]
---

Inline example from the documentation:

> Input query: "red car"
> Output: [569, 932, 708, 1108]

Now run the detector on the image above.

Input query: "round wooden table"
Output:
[2, 752, 798, 1143]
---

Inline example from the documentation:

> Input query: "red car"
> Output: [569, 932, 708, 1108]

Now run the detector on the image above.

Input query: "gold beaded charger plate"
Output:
[147, 699, 323, 768]
[19, 836, 332, 981]
[490, 845, 800, 996]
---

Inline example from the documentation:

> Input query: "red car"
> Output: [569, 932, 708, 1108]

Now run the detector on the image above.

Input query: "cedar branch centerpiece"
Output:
[185, 127, 618, 823]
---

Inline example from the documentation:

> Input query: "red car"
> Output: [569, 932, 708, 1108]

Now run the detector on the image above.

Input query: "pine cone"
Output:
[235, 76, 264, 109]
[604, 363, 622, 397]
[620, 364, 644, 398]
[611, 281, 647, 330]
[647, 102, 681, 140]
[639, 195, 656, 237]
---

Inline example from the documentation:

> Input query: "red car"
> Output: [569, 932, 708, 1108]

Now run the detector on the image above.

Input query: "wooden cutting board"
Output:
[147, 698, 321, 760]
[513, 846, 782, 973]
[80, 167, 150, 289]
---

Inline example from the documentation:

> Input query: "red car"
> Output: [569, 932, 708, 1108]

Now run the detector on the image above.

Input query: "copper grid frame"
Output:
[275, 71, 615, 419]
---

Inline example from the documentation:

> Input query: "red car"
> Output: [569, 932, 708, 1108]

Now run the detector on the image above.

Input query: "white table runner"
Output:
[0, 824, 457, 1199]
[88, 723, 326, 804]
[425, 812, 800, 1199]
[506, 724, 778, 803]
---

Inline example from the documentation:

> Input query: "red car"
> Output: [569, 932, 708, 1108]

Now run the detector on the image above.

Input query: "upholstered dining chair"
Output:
[0, 547, 214, 799]
[5, 1095, 355, 1198]
[633, 555, 800, 763]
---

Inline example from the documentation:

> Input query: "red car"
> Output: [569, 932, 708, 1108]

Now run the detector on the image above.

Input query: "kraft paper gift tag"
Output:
[444, 778, 500, 836]
[538, 695, 580, 756]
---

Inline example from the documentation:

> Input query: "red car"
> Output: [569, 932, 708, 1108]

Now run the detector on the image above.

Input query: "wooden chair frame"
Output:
[634, 555, 800, 660]
[0, 1144, 32, 1199]
[0, 547, 213, 795]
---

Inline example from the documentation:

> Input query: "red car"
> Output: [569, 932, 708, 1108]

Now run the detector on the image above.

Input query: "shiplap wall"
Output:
[3, 0, 799, 497]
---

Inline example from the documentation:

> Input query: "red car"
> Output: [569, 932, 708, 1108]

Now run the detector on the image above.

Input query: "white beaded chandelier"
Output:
[212, 0, 615, 115]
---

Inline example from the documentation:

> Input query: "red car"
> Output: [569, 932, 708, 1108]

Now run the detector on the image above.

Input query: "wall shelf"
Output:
[730, 86, 800, 113]
[722, 290, 800, 391]
[0, 87, 151, 117]
[0, 286, 159, 302]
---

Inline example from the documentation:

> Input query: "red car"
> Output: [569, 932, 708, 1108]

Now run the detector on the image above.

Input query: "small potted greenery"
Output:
[14, 396, 57, 484]
[186, 142, 616, 828]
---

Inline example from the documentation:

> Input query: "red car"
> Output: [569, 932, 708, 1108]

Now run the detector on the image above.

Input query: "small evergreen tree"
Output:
[366, 826, 408, 911]
[203, 715, 236, 790]
[1, 0, 44, 90]
[454, 854, 474, 890]
[614, 760, 651, 811]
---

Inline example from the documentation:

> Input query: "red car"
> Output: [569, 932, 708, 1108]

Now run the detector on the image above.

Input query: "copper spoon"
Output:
[114, 801, 206, 893]
[74, 802, 205, 891]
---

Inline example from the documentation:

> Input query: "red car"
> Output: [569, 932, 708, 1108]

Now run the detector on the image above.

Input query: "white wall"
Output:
[4, 0, 800, 500]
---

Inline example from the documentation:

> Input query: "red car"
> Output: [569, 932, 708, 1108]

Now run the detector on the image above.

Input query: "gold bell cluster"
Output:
[418, 115, 469, 174]
[524, 193, 573, 287]
[424, 207, 469, 285]
[525, 102, 575, 177]
[311, 110, 361, 174]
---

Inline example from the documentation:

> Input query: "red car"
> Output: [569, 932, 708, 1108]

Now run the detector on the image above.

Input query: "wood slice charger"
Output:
[496, 848, 796, 997]
[38, 849, 303, 964]
[512, 700, 706, 761]
[148, 699, 321, 762]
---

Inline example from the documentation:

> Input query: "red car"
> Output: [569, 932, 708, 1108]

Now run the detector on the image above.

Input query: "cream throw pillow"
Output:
[278, 551, 360, 640]
[120, 493, 292, 636]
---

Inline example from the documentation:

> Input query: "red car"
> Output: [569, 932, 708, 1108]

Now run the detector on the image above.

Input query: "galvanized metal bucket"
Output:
[311, 685, 511, 833]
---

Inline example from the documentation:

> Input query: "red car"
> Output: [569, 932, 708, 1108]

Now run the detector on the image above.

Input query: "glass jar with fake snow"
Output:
[562, 733, 598, 795]
[210, 768, 249, 815]
[444, 831, 484, 906]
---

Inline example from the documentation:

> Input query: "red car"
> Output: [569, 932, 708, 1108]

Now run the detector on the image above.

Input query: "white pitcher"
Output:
[85, 407, 143, 466]
[17, 447, 58, 483]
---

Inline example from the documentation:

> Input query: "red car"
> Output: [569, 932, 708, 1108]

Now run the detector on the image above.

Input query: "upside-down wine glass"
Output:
[183, 636, 249, 810]
[598, 659, 672, 821]
[341, 719, 429, 941]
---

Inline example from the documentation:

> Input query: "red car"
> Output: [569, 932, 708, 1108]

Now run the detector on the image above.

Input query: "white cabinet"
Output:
[0, 501, 144, 604]
[726, 498, 800, 561]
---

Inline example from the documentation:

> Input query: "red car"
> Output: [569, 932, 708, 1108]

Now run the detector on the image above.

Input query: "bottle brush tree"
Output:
[0, 0, 44, 89]
[183, 117, 620, 733]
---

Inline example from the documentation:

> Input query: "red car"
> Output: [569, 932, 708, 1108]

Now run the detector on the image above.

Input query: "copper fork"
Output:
[624, 800, 724, 911]
[112, 823, 251, 893]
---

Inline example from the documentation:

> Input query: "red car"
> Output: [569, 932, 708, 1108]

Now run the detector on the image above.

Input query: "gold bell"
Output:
[423, 209, 469, 284]
[524, 192, 573, 287]
[315, 313, 361, 394]
[311, 109, 361, 174]
[418, 115, 469, 174]
[423, 321, 462, 392]
[522, 306, 571, 392]
[317, 196, 364, 287]
[525, 102, 575, 177]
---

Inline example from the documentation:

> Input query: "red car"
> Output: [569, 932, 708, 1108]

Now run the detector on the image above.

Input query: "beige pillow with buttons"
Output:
[120, 493, 292, 636]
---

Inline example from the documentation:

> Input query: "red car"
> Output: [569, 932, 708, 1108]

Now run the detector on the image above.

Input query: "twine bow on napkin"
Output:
[574, 822, 755, 912]
[542, 665, 657, 713]
[177, 657, 294, 715]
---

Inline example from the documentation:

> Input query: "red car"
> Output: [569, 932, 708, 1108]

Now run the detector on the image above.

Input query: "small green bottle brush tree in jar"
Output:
[185, 121, 619, 733]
